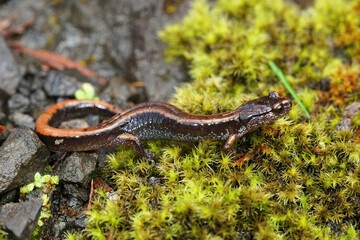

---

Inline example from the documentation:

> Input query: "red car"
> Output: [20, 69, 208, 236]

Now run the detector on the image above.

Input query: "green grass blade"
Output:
[268, 61, 311, 119]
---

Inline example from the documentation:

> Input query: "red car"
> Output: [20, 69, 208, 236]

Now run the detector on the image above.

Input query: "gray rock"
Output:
[336, 102, 360, 131]
[105, 0, 191, 102]
[99, 78, 143, 109]
[52, 218, 66, 239]
[7, 93, 31, 113]
[43, 71, 81, 97]
[0, 0, 47, 50]
[59, 119, 89, 130]
[18, 74, 43, 97]
[8, 112, 35, 129]
[0, 198, 43, 240]
[29, 89, 47, 105]
[0, 127, 50, 195]
[0, 36, 22, 98]
[63, 184, 89, 202]
[74, 214, 87, 228]
[68, 197, 83, 213]
[57, 152, 97, 185]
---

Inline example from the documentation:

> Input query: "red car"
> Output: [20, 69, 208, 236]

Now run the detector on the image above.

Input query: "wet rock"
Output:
[57, 152, 97, 185]
[0, 189, 18, 206]
[69, 0, 103, 31]
[29, 89, 47, 105]
[43, 71, 81, 97]
[60, 119, 89, 130]
[52, 216, 66, 239]
[63, 184, 89, 202]
[0, 0, 47, 50]
[68, 197, 83, 213]
[0, 36, 22, 98]
[105, 0, 191, 102]
[0, 0, 45, 24]
[85, 114, 100, 127]
[0, 127, 50, 195]
[99, 78, 143, 109]
[8, 112, 35, 129]
[22, 187, 44, 202]
[29, 89, 48, 116]
[18, 73, 43, 97]
[74, 213, 87, 228]
[7, 93, 31, 113]
[49, 112, 98, 130]
[97, 148, 115, 172]
[0, 198, 43, 240]
[336, 102, 360, 131]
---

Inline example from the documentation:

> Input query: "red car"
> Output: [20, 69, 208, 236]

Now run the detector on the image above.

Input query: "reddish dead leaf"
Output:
[92, 177, 113, 192]
[319, 66, 360, 106]
[233, 152, 253, 166]
[87, 177, 112, 211]
[67, 207, 77, 217]
[9, 42, 107, 85]
[87, 178, 94, 212]
[354, 130, 360, 144]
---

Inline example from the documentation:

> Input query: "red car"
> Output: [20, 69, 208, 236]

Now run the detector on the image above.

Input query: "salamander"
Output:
[35, 91, 292, 159]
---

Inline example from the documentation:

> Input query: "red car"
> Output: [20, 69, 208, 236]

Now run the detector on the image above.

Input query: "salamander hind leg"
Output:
[110, 134, 159, 162]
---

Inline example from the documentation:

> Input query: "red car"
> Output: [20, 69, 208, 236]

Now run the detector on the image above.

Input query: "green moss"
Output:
[0, 228, 8, 240]
[66, 0, 360, 239]
[159, 0, 341, 91]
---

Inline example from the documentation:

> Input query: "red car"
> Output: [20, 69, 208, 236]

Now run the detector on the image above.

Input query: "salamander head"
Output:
[237, 91, 292, 124]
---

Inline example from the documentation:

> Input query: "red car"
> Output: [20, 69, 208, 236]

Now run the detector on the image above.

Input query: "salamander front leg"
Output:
[110, 134, 159, 162]
[223, 134, 237, 156]
[224, 134, 250, 165]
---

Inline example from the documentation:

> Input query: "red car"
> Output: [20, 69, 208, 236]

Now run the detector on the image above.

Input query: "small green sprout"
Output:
[74, 83, 99, 100]
[19, 172, 59, 238]
[38, 195, 52, 227]
[20, 172, 59, 197]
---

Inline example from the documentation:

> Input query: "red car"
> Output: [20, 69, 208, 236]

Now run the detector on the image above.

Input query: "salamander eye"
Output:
[269, 91, 280, 98]
[272, 103, 282, 111]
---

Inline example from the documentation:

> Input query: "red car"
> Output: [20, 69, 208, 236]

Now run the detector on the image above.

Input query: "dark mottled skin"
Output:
[36, 92, 292, 158]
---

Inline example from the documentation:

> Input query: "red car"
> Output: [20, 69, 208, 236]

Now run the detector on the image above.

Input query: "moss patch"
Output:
[67, 0, 360, 239]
